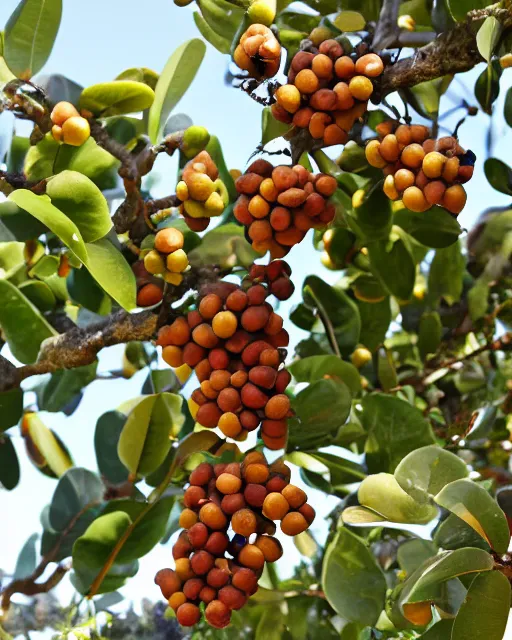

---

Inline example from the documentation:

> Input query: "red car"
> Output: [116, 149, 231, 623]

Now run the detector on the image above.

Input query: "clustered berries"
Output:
[154, 453, 315, 628]
[50, 101, 91, 146]
[365, 122, 475, 215]
[157, 262, 293, 449]
[234, 159, 337, 258]
[176, 151, 229, 232]
[272, 39, 384, 148]
[233, 24, 281, 80]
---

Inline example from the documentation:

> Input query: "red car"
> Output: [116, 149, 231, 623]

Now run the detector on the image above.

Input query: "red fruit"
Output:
[249, 365, 278, 389]
[183, 577, 205, 600]
[275, 369, 291, 393]
[189, 462, 214, 486]
[241, 383, 269, 409]
[241, 305, 270, 332]
[188, 522, 209, 548]
[241, 340, 273, 366]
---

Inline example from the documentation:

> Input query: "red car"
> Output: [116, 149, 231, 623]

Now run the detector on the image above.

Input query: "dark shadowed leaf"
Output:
[0, 434, 20, 490]
[484, 157, 512, 196]
[394, 206, 461, 248]
[49, 467, 104, 531]
[475, 61, 502, 114]
[397, 539, 437, 575]
[94, 411, 129, 485]
[0, 388, 23, 432]
[13, 533, 38, 580]
[368, 234, 415, 300]
[357, 297, 391, 352]
[36, 362, 98, 413]
[428, 241, 465, 305]
[418, 311, 442, 360]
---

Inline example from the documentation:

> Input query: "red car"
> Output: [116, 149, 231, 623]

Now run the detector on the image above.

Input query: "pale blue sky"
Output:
[1, 0, 512, 635]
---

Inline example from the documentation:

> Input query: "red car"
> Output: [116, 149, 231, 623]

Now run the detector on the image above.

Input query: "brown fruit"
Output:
[226, 330, 252, 354]
[199, 585, 217, 604]
[442, 184, 466, 214]
[270, 206, 292, 231]
[262, 419, 287, 438]
[183, 486, 206, 509]
[199, 294, 223, 319]
[282, 484, 307, 509]
[199, 502, 228, 530]
[298, 503, 316, 524]
[191, 550, 215, 575]
[218, 585, 247, 610]
[232, 566, 258, 594]
[221, 492, 246, 515]
[226, 288, 248, 312]
[209, 369, 231, 391]
[310, 88, 337, 111]
[424, 180, 446, 205]
[241, 382, 268, 409]
[205, 600, 232, 629]
[231, 370, 249, 388]
[241, 305, 270, 331]
[244, 483, 267, 507]
[275, 369, 291, 393]
[262, 432, 287, 450]
[200, 380, 219, 400]
[187, 310, 203, 328]
[249, 365, 278, 389]
[208, 348, 230, 370]
[319, 39, 343, 59]
[244, 462, 270, 484]
[183, 342, 206, 367]
[196, 402, 222, 428]
[249, 219, 272, 243]
[240, 410, 260, 431]
[188, 522, 209, 548]
[315, 174, 338, 197]
[232, 508, 258, 536]
[291, 51, 315, 71]
[205, 531, 229, 556]
[255, 535, 283, 562]
[176, 602, 201, 626]
[379, 134, 400, 162]
[270, 277, 294, 301]
[266, 474, 288, 493]
[293, 107, 314, 128]
[238, 544, 265, 570]
[189, 462, 214, 486]
[154, 568, 181, 598]
[217, 387, 242, 412]
[183, 577, 204, 600]
[281, 512, 309, 536]
[247, 284, 268, 305]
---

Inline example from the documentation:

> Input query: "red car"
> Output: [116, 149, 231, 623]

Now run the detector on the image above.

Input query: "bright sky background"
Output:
[0, 0, 512, 637]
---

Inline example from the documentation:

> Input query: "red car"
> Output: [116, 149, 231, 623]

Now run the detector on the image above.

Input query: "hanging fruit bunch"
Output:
[234, 159, 337, 258]
[176, 151, 230, 231]
[154, 453, 315, 628]
[50, 100, 91, 146]
[272, 37, 384, 148]
[365, 122, 476, 215]
[157, 261, 293, 449]
[233, 24, 282, 80]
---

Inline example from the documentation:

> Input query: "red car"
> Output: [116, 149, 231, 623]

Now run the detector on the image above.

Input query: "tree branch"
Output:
[380, 6, 512, 96]
[373, 0, 400, 51]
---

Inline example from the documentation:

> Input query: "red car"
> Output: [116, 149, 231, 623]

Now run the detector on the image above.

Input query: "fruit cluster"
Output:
[233, 24, 281, 80]
[154, 453, 315, 628]
[50, 101, 91, 147]
[365, 122, 475, 215]
[234, 159, 337, 258]
[135, 227, 188, 307]
[272, 40, 384, 148]
[157, 263, 292, 449]
[176, 151, 229, 232]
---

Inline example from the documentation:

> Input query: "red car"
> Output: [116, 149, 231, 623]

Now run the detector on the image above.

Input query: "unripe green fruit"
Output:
[182, 126, 210, 158]
[144, 250, 166, 275]
[247, 0, 276, 26]
[205, 191, 225, 216]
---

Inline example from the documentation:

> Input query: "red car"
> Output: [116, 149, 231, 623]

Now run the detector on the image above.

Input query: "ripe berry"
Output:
[216, 472, 242, 494]
[262, 492, 289, 520]
[232, 508, 258, 536]
[155, 228, 184, 254]
[218, 585, 247, 610]
[232, 566, 259, 594]
[238, 544, 265, 570]
[199, 502, 228, 530]
[154, 568, 181, 598]
[205, 600, 231, 629]
[207, 567, 230, 588]
[255, 534, 283, 562]
[176, 602, 201, 626]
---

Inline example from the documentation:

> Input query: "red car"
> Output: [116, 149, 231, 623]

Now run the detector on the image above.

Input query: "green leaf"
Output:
[45, 171, 112, 243]
[189, 222, 260, 269]
[25, 134, 118, 190]
[101, 496, 175, 563]
[9, 190, 88, 263]
[446, 0, 487, 22]
[94, 411, 129, 485]
[420, 619, 454, 639]
[428, 241, 465, 305]
[0, 278, 57, 363]
[13, 533, 38, 580]
[322, 527, 386, 626]
[0, 434, 20, 490]
[475, 61, 502, 115]
[397, 539, 437, 575]
[289, 379, 352, 450]
[193, 12, 231, 54]
[395, 445, 468, 504]
[115, 67, 159, 89]
[4, 0, 62, 79]
[505, 86, 512, 128]
[368, 234, 415, 300]
[333, 10, 366, 31]
[341, 506, 387, 525]
[148, 39, 206, 144]
[358, 473, 438, 524]
[348, 188, 392, 241]
[357, 297, 391, 353]
[73, 510, 131, 571]
[18, 280, 56, 312]
[288, 355, 361, 395]
[394, 206, 462, 248]
[476, 16, 502, 62]
[484, 158, 512, 196]
[67, 265, 111, 314]
[451, 571, 510, 640]
[302, 276, 361, 356]
[22, 412, 73, 477]
[434, 513, 490, 551]
[288, 450, 366, 487]
[118, 393, 185, 477]
[294, 530, 318, 557]
[435, 479, 510, 553]
[255, 607, 286, 640]
[0, 200, 46, 241]
[261, 106, 291, 145]
[360, 393, 435, 473]
[49, 467, 104, 531]
[71, 559, 138, 596]
[418, 311, 442, 360]
[36, 363, 98, 413]
[84, 238, 137, 311]
[0, 388, 23, 432]
[79, 81, 155, 117]
[406, 76, 452, 120]
[377, 347, 398, 391]
[0, 240, 25, 282]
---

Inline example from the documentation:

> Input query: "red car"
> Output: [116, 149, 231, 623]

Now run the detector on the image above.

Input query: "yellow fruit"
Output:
[50, 101, 79, 126]
[204, 191, 225, 216]
[175, 363, 193, 384]
[188, 397, 199, 419]
[422, 151, 446, 178]
[144, 250, 166, 275]
[398, 15, 415, 31]
[352, 189, 366, 208]
[61, 116, 90, 146]
[365, 140, 387, 168]
[348, 76, 373, 101]
[166, 249, 189, 273]
[247, 0, 276, 26]
[230, 169, 242, 180]
[186, 173, 216, 201]
[275, 84, 301, 114]
[176, 181, 189, 201]
[51, 124, 63, 142]
[351, 347, 372, 368]
[164, 271, 184, 286]
[500, 53, 512, 69]
[383, 175, 399, 200]
[183, 200, 208, 218]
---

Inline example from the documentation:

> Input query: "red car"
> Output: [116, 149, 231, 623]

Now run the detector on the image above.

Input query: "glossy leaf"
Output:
[0, 388, 23, 432]
[118, 393, 185, 477]
[397, 539, 437, 575]
[475, 61, 501, 115]
[484, 158, 512, 196]
[356, 296, 391, 353]
[394, 206, 462, 248]
[261, 106, 291, 145]
[395, 445, 468, 504]
[0, 434, 20, 490]
[428, 241, 465, 305]
[360, 393, 435, 473]
[435, 479, 510, 553]
[19, 280, 56, 312]
[451, 570, 510, 640]
[341, 506, 387, 525]
[205, 135, 236, 201]
[288, 355, 361, 394]
[67, 266, 111, 315]
[420, 619, 454, 639]
[148, 39, 206, 144]
[4, 0, 62, 79]
[94, 411, 129, 485]
[0, 200, 46, 241]
[49, 467, 104, 531]
[288, 450, 366, 487]
[115, 67, 159, 89]
[322, 527, 386, 626]
[46, 171, 112, 243]
[9, 190, 88, 263]
[0, 278, 57, 363]
[13, 533, 38, 580]
[193, 12, 231, 54]
[79, 81, 155, 117]
[84, 238, 137, 311]
[72, 510, 131, 571]
[368, 234, 415, 300]
[476, 16, 502, 62]
[36, 362, 98, 413]
[348, 188, 392, 241]
[358, 473, 438, 524]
